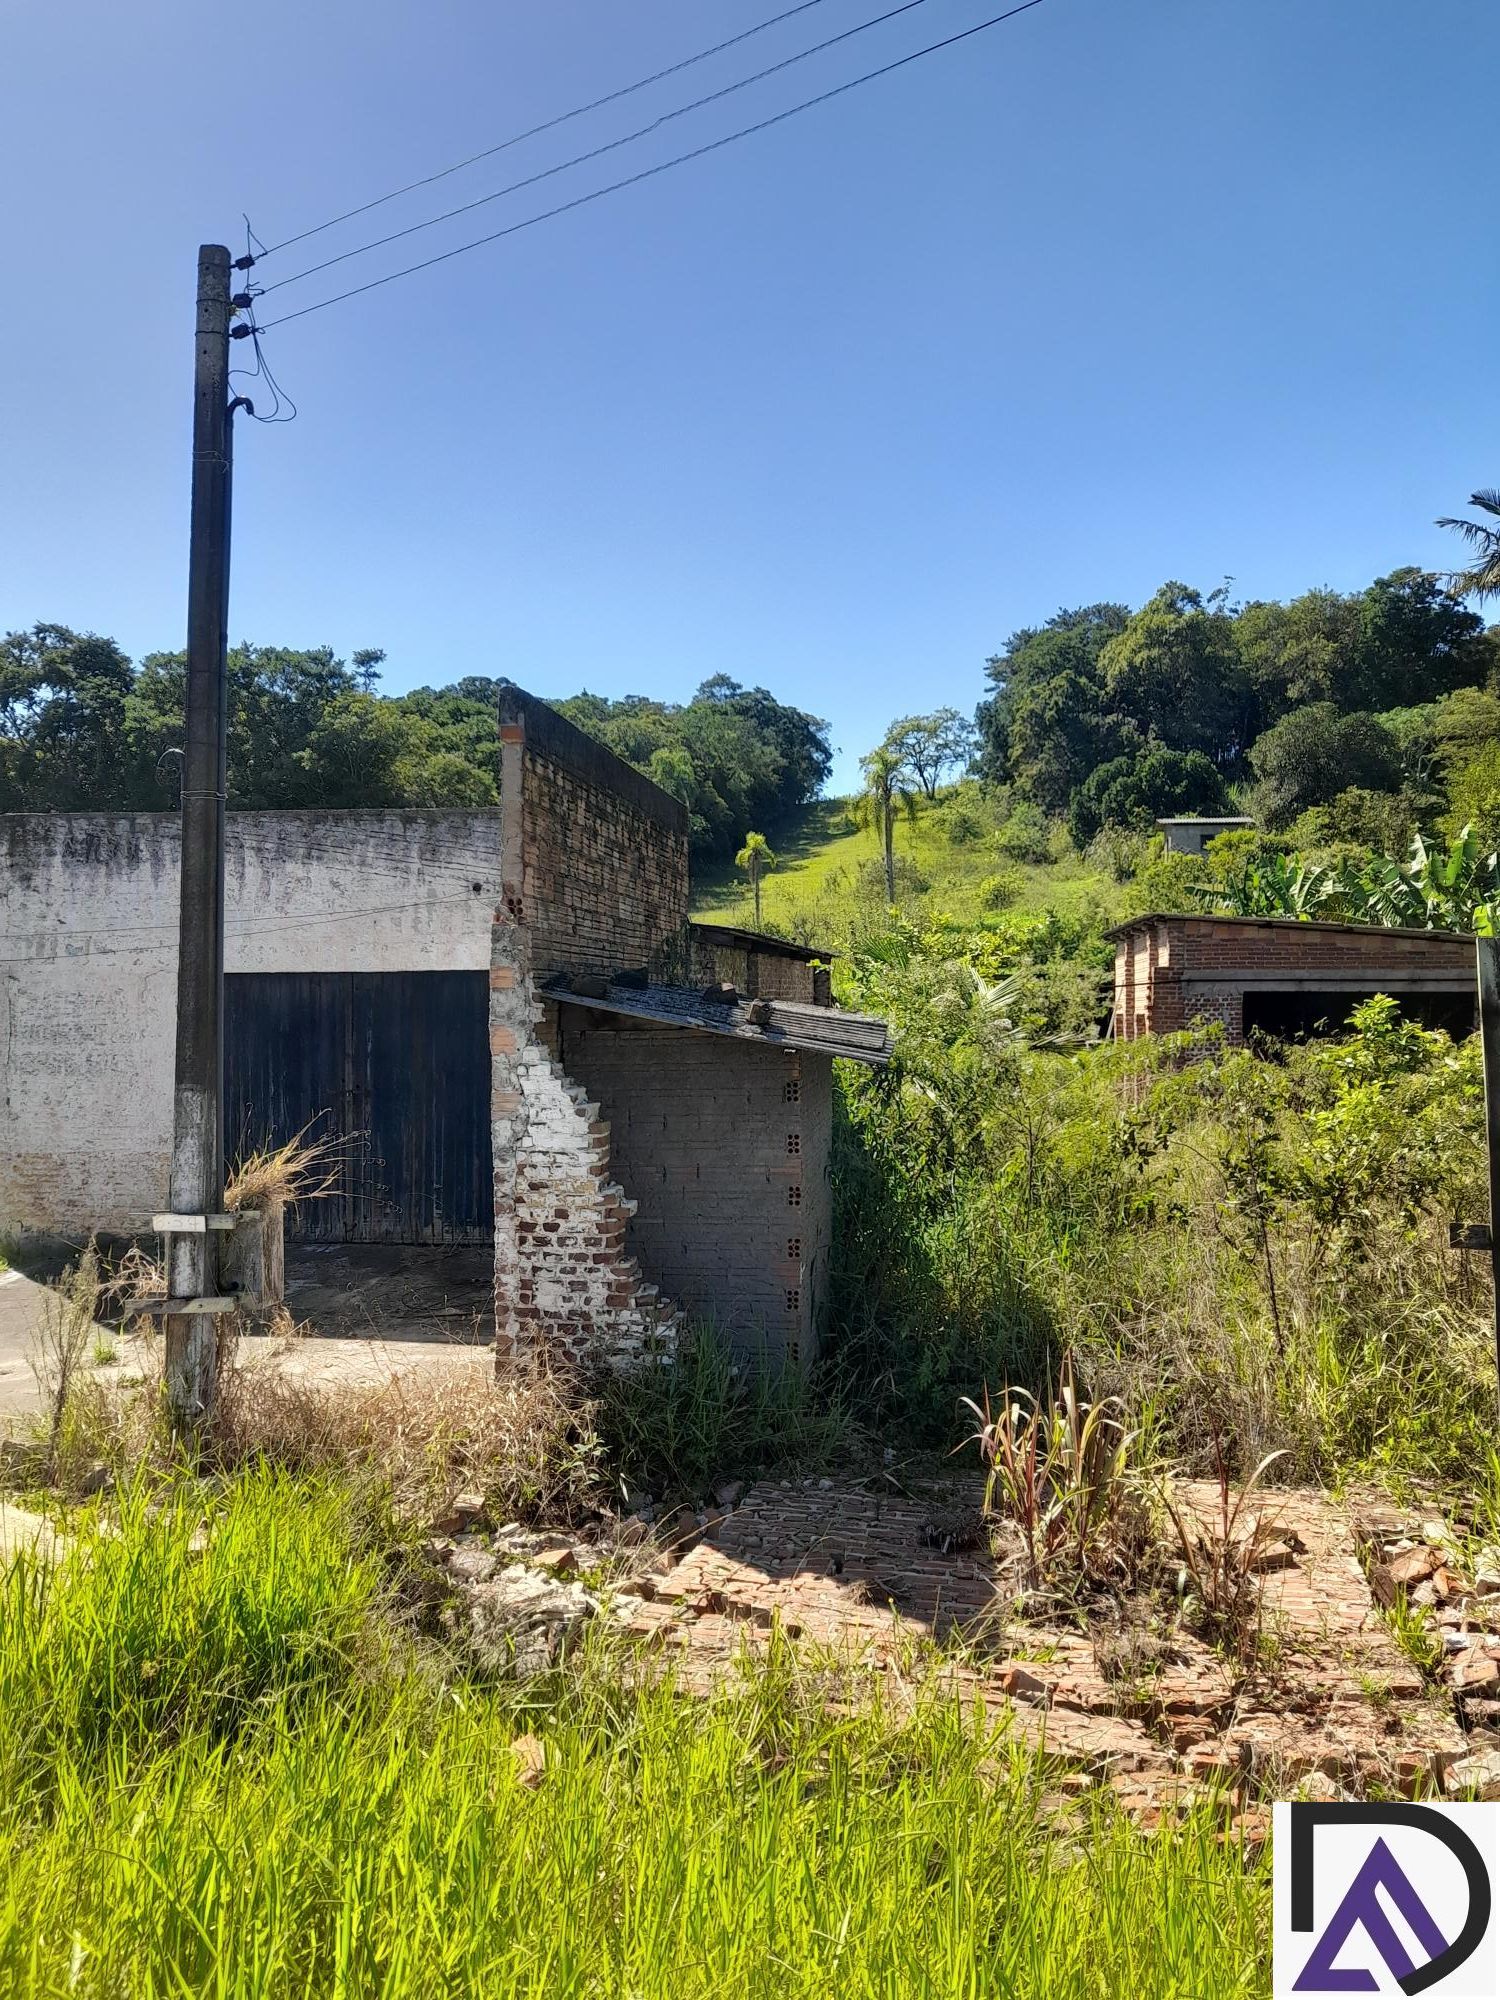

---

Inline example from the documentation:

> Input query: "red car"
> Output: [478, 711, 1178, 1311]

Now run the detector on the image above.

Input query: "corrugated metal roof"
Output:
[540, 978, 891, 1065]
[688, 920, 840, 961]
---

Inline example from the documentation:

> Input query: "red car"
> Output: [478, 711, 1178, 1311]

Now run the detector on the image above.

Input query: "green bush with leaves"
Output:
[831, 961, 1493, 1482]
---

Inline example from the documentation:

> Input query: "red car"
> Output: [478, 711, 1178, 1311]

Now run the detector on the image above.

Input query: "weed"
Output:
[1161, 1442, 1288, 1663]
[594, 1326, 853, 1501]
[207, 1351, 604, 1524]
[1384, 1593, 1444, 1681]
[25, 1244, 101, 1486]
[961, 1350, 1142, 1591]
[0, 1468, 1271, 1999]
[224, 1126, 343, 1222]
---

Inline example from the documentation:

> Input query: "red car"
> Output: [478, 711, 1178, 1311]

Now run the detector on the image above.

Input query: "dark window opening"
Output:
[1242, 986, 1476, 1047]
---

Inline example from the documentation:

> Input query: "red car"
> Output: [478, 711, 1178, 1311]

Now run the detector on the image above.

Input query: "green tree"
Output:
[648, 744, 697, 808]
[0, 623, 135, 810]
[975, 604, 1129, 804]
[1248, 704, 1403, 830]
[1234, 589, 1364, 724]
[860, 745, 911, 903]
[1067, 747, 1229, 848]
[735, 831, 776, 927]
[1352, 568, 1486, 710]
[555, 681, 830, 860]
[1099, 583, 1249, 762]
[1437, 489, 1500, 602]
[883, 709, 977, 799]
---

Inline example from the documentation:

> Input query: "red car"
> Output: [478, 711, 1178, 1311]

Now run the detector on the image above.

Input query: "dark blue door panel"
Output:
[223, 971, 492, 1244]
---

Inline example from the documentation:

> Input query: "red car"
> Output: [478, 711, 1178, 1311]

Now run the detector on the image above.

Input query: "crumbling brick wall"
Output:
[552, 1009, 833, 1367]
[491, 686, 691, 1369]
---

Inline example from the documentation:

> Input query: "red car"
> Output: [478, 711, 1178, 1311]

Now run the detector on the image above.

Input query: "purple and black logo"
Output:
[1275, 1803, 1497, 1998]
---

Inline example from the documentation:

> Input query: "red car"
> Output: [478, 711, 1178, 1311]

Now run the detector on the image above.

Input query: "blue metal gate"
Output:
[223, 971, 492, 1245]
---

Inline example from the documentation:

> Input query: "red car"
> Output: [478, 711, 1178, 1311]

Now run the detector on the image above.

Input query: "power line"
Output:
[253, 0, 1045, 334]
[259, 0, 841, 260]
[259, 0, 940, 300]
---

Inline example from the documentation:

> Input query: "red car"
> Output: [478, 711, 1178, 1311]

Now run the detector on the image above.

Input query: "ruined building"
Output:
[1111, 911, 1477, 1044]
[0, 684, 890, 1369]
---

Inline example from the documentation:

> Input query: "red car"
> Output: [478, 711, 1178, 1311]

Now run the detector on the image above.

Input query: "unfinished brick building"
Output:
[1111, 912, 1477, 1045]
[0, 683, 889, 1372]
[487, 685, 889, 1368]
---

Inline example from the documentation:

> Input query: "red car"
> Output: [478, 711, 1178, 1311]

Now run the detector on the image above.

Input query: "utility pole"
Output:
[162, 243, 235, 1430]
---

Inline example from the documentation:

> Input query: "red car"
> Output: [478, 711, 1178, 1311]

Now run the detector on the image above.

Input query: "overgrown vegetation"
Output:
[0, 1467, 1269, 1998]
[831, 982, 1494, 1487]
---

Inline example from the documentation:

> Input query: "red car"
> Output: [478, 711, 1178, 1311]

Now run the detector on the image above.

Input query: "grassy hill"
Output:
[690, 783, 1121, 942]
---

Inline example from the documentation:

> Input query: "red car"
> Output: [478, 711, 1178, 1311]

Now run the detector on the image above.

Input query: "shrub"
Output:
[994, 803, 1053, 864]
[943, 802, 986, 844]
[978, 869, 1023, 912]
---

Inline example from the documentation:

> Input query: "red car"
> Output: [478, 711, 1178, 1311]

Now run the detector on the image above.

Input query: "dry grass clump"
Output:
[206, 1353, 603, 1524]
[224, 1127, 343, 1224]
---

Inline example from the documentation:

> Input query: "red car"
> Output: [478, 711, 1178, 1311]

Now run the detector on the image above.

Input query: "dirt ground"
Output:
[0, 1245, 494, 1428]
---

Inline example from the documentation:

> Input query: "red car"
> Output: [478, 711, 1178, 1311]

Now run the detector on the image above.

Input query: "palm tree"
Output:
[735, 831, 776, 928]
[1437, 489, 1500, 602]
[859, 746, 910, 903]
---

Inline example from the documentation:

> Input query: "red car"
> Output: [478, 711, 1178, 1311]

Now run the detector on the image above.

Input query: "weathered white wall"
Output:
[1, 812, 500, 1238]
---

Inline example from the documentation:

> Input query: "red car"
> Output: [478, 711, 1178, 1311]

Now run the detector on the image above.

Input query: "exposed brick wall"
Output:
[490, 690, 689, 1369]
[489, 924, 678, 1370]
[498, 684, 689, 982]
[684, 927, 832, 1005]
[1113, 915, 1475, 1045]
[554, 1009, 830, 1366]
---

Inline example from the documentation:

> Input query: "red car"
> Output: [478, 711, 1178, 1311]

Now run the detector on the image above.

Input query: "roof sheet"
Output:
[687, 920, 840, 962]
[540, 978, 891, 1065]
[1108, 911, 1472, 945]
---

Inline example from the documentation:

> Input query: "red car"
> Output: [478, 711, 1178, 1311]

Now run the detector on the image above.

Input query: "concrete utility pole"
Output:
[162, 243, 235, 1430]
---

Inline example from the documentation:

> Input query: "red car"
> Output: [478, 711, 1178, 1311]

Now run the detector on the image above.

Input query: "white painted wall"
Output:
[1, 812, 500, 1238]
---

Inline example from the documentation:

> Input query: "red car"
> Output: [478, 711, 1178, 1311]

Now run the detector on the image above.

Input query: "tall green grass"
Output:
[0, 1466, 381, 1796]
[595, 1326, 853, 1499]
[0, 1468, 1269, 1998]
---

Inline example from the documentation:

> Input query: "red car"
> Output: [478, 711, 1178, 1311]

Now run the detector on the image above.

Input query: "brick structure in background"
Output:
[491, 682, 887, 1372]
[1113, 912, 1477, 1046]
[682, 923, 834, 1005]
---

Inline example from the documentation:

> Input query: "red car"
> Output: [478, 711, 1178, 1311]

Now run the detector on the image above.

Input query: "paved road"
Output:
[0, 1266, 146, 1425]
[1, 1262, 493, 1434]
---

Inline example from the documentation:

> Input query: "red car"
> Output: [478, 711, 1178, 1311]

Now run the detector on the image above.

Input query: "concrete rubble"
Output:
[430, 1523, 605, 1678]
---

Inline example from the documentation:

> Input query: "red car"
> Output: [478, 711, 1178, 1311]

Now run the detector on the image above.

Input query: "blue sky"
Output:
[3, 0, 1495, 792]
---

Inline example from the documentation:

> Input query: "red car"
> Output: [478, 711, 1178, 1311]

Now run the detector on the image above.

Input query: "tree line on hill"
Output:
[0, 628, 830, 862]
[973, 567, 1500, 851]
